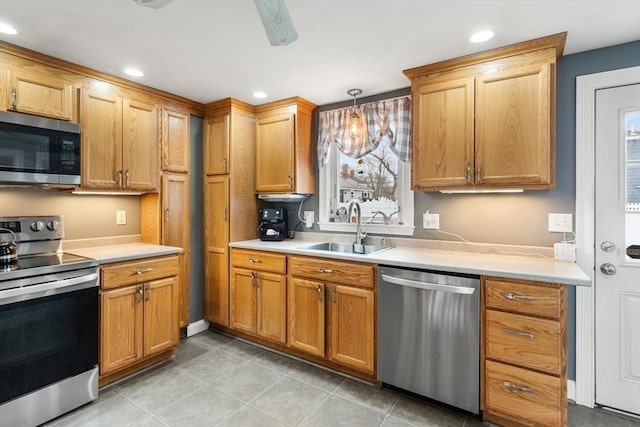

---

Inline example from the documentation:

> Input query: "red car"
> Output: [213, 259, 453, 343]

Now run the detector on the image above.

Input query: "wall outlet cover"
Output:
[116, 210, 127, 225]
[423, 213, 440, 229]
[304, 211, 314, 228]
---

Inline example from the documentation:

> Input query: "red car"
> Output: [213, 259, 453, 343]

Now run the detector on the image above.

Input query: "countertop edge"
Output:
[67, 243, 183, 264]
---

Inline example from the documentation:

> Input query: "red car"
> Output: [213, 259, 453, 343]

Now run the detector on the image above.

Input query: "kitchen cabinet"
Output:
[80, 89, 158, 191]
[404, 32, 566, 191]
[99, 255, 179, 386]
[288, 256, 375, 373]
[230, 249, 287, 344]
[482, 277, 567, 427]
[203, 99, 257, 327]
[5, 68, 74, 121]
[254, 97, 316, 194]
[161, 107, 189, 173]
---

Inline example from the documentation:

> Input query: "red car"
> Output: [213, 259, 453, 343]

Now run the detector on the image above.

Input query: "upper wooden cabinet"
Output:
[204, 114, 229, 175]
[161, 108, 189, 173]
[404, 33, 566, 191]
[255, 97, 316, 194]
[81, 89, 158, 191]
[5, 68, 74, 121]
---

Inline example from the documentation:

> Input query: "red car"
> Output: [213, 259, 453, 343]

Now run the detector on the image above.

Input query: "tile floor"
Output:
[47, 330, 640, 427]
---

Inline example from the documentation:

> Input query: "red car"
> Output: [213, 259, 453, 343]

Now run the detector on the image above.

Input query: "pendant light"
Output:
[347, 88, 363, 137]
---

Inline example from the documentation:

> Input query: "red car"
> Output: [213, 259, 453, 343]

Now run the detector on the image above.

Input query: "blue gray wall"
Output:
[189, 115, 204, 323]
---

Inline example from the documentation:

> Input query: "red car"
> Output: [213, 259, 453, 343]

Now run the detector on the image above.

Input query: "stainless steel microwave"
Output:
[0, 111, 80, 185]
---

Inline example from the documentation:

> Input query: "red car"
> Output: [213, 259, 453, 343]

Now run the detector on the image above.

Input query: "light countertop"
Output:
[67, 243, 182, 264]
[230, 239, 590, 286]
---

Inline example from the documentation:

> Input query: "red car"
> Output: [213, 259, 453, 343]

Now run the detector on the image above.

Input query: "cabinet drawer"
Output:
[101, 256, 179, 290]
[289, 256, 374, 288]
[231, 249, 286, 274]
[485, 278, 562, 319]
[485, 360, 561, 426]
[486, 309, 561, 374]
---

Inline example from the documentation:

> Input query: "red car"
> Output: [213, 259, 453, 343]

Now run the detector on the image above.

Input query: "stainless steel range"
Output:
[0, 216, 99, 427]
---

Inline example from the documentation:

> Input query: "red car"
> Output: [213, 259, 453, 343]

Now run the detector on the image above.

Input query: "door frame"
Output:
[575, 65, 640, 408]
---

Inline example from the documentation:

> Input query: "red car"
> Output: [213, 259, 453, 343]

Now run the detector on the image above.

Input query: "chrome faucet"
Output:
[348, 200, 366, 252]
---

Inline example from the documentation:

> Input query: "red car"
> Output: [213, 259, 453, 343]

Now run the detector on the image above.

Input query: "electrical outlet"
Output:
[304, 211, 314, 228]
[422, 213, 440, 229]
[548, 213, 572, 233]
[116, 210, 127, 225]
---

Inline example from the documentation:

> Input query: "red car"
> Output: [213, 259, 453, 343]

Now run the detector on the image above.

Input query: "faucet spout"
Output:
[348, 200, 366, 250]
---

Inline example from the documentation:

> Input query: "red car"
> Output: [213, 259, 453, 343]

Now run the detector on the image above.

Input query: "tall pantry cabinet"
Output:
[203, 99, 257, 327]
[141, 106, 191, 329]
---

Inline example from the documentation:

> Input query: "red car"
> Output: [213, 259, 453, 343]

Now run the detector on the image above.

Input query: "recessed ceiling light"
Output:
[253, 91, 267, 99]
[124, 68, 144, 77]
[0, 23, 18, 35]
[470, 30, 495, 43]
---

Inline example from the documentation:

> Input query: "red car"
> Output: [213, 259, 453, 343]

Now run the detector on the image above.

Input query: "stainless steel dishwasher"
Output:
[377, 266, 480, 414]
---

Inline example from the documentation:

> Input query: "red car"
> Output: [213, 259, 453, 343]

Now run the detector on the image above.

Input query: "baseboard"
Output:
[568, 379, 576, 402]
[186, 319, 210, 337]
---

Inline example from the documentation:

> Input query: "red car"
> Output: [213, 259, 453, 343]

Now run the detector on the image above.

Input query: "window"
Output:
[317, 96, 414, 236]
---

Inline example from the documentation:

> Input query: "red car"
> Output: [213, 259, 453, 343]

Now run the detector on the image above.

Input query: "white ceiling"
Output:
[0, 0, 639, 106]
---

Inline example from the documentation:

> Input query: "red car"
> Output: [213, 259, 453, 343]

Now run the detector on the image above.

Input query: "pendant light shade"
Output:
[347, 88, 363, 137]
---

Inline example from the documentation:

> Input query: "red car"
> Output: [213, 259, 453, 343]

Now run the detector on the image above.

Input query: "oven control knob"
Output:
[46, 220, 60, 231]
[30, 221, 44, 232]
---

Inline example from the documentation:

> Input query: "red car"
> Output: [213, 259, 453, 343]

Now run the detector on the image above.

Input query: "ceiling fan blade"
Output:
[254, 0, 298, 46]
[131, 0, 174, 9]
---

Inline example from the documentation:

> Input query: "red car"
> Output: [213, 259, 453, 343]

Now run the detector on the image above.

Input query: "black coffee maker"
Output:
[259, 208, 288, 241]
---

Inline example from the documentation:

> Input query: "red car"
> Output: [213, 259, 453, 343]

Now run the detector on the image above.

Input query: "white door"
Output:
[595, 83, 640, 415]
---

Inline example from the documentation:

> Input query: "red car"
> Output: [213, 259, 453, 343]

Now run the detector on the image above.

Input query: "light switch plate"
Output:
[116, 210, 127, 225]
[548, 213, 572, 233]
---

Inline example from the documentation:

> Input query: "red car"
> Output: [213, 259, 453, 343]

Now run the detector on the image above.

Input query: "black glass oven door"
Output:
[0, 286, 98, 404]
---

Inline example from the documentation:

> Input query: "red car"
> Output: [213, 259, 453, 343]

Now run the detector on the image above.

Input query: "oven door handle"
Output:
[0, 271, 99, 305]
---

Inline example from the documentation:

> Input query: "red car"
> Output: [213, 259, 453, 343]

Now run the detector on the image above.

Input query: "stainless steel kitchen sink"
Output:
[301, 242, 390, 255]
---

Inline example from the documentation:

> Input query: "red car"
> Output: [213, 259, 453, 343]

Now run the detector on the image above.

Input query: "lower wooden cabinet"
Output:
[482, 277, 567, 427]
[288, 255, 375, 374]
[99, 255, 179, 385]
[229, 250, 287, 345]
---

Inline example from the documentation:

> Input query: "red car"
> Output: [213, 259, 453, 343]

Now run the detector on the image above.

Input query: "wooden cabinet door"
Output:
[204, 175, 230, 326]
[328, 284, 374, 373]
[123, 98, 158, 191]
[230, 267, 257, 334]
[204, 114, 229, 175]
[256, 271, 287, 344]
[100, 285, 143, 375]
[255, 114, 295, 192]
[8, 69, 73, 120]
[288, 277, 325, 357]
[162, 174, 190, 328]
[161, 108, 189, 173]
[475, 62, 552, 187]
[80, 90, 122, 189]
[412, 77, 474, 189]
[143, 277, 178, 357]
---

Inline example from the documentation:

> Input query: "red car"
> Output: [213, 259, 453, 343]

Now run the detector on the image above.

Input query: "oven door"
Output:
[0, 270, 99, 405]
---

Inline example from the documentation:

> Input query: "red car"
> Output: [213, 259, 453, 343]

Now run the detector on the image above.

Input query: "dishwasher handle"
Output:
[381, 273, 476, 295]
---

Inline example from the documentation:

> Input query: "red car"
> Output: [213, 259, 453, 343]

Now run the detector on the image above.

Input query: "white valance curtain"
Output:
[317, 96, 411, 167]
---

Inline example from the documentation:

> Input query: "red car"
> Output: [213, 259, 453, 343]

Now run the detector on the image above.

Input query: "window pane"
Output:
[625, 111, 640, 259]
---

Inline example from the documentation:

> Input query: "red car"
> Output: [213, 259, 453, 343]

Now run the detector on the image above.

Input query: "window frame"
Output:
[318, 142, 414, 236]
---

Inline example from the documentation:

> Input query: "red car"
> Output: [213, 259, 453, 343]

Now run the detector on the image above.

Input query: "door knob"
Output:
[600, 241, 615, 252]
[600, 263, 617, 275]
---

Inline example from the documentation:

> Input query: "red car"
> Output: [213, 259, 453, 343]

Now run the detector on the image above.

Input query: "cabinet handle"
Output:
[165, 208, 169, 221]
[505, 292, 534, 301]
[288, 175, 292, 190]
[117, 170, 123, 188]
[503, 328, 534, 339]
[144, 284, 150, 302]
[476, 165, 481, 183]
[317, 268, 333, 273]
[248, 258, 261, 263]
[223, 158, 228, 173]
[137, 287, 143, 304]
[125, 169, 130, 188]
[164, 152, 168, 169]
[223, 207, 227, 221]
[10, 86, 16, 108]
[317, 284, 323, 301]
[466, 163, 471, 184]
[331, 288, 336, 304]
[251, 272, 257, 287]
[502, 381, 534, 393]
[136, 268, 154, 275]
